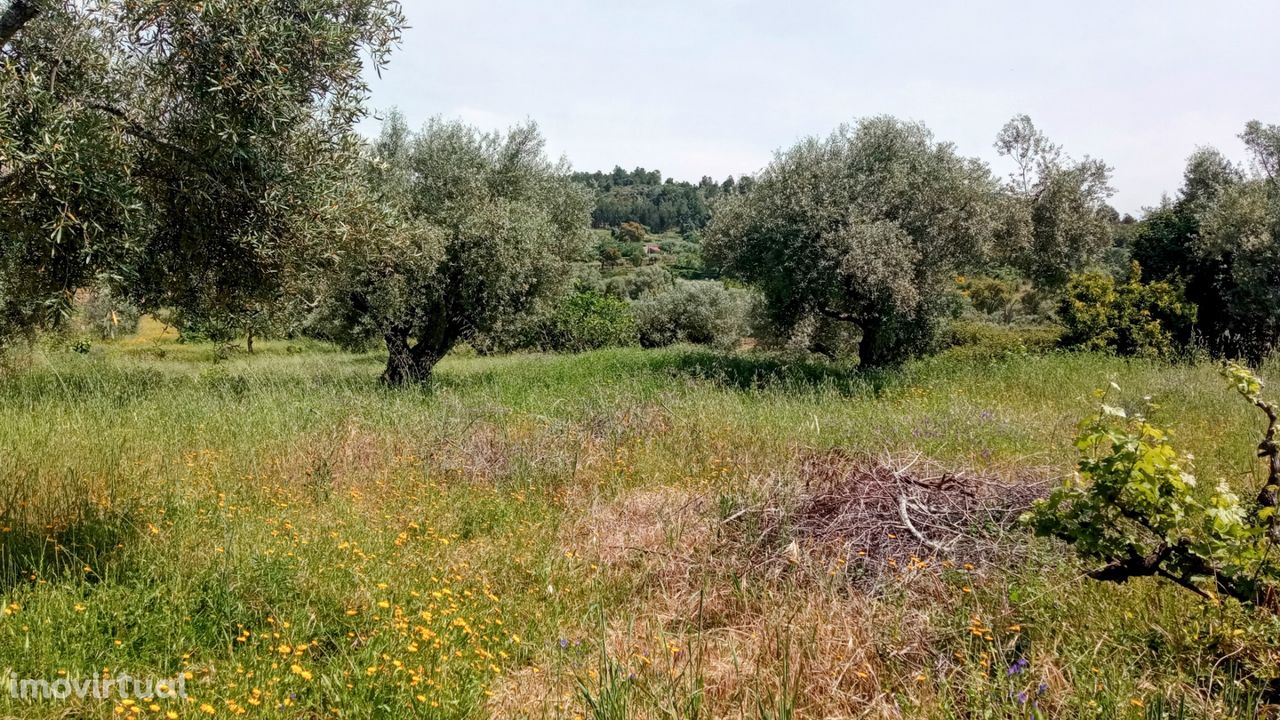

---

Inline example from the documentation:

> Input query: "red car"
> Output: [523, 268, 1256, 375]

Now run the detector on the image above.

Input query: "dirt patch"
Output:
[563, 486, 711, 568]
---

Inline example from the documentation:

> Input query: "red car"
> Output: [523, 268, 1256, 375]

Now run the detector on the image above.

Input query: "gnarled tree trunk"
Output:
[382, 330, 421, 385]
[380, 327, 455, 386]
[857, 316, 897, 369]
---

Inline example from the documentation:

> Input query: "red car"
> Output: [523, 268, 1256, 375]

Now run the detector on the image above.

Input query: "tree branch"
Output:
[83, 102, 200, 164]
[897, 494, 949, 553]
[817, 306, 856, 323]
[1088, 544, 1172, 584]
[0, 0, 40, 47]
[1247, 393, 1280, 541]
[1087, 539, 1258, 605]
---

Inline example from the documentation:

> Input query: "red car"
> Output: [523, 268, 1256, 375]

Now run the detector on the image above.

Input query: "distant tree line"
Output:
[1123, 126, 1280, 362]
[710, 114, 1280, 367]
[571, 167, 752, 233]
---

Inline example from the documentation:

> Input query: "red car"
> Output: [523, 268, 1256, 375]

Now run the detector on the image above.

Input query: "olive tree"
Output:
[1192, 122, 1280, 361]
[0, 0, 404, 348]
[1129, 148, 1241, 285]
[122, 0, 403, 328]
[993, 115, 1115, 288]
[705, 116, 999, 367]
[318, 114, 591, 384]
[0, 2, 139, 344]
[632, 280, 752, 349]
[1130, 122, 1280, 362]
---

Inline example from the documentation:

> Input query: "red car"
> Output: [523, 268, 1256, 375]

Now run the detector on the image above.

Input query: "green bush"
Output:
[963, 276, 1016, 315]
[939, 320, 1062, 361]
[601, 265, 675, 300]
[633, 280, 751, 349]
[533, 291, 638, 353]
[1058, 263, 1197, 358]
[616, 221, 648, 244]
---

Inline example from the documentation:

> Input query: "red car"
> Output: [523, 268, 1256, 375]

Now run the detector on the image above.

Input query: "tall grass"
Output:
[0, 336, 1275, 718]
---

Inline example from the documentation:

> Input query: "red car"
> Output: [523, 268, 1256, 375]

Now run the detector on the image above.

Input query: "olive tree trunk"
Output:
[380, 327, 456, 386]
[857, 316, 897, 368]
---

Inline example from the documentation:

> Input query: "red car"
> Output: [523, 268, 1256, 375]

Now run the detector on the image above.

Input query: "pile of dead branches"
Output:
[731, 450, 1053, 587]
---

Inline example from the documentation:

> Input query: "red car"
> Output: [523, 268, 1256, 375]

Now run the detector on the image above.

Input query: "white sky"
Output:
[362, 0, 1280, 215]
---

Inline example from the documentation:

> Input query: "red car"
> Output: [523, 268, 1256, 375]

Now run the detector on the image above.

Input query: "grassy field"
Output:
[1, 326, 1278, 719]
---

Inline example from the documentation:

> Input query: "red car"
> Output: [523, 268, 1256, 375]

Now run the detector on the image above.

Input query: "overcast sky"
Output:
[362, 0, 1280, 215]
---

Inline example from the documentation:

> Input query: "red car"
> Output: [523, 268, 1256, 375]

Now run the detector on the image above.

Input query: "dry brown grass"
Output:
[431, 422, 520, 483]
[277, 418, 407, 494]
[495, 451, 1058, 718]
[563, 486, 711, 569]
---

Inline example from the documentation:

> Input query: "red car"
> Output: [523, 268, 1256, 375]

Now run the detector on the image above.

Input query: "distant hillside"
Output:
[571, 166, 753, 233]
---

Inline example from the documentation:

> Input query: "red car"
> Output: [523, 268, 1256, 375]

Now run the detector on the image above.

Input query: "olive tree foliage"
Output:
[993, 113, 1062, 195]
[993, 114, 1115, 289]
[1192, 122, 1280, 361]
[0, 2, 138, 345]
[315, 114, 592, 384]
[1132, 123, 1280, 362]
[1182, 146, 1245, 214]
[0, 0, 405, 348]
[1129, 148, 1241, 289]
[602, 264, 675, 301]
[706, 116, 999, 367]
[632, 280, 752, 350]
[1242, 121, 1280, 181]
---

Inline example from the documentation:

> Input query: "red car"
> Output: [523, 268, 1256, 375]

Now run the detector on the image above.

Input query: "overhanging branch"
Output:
[83, 102, 199, 164]
[817, 306, 856, 323]
[1086, 538, 1258, 605]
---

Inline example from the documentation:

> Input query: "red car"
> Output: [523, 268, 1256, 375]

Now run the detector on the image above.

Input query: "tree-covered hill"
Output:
[571, 166, 753, 233]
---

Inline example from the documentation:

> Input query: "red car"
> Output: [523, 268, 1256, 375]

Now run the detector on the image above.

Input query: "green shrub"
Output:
[601, 265, 675, 300]
[748, 311, 862, 358]
[633, 280, 751, 349]
[533, 291, 638, 353]
[1058, 263, 1197, 358]
[963, 276, 1017, 315]
[616, 221, 648, 244]
[940, 320, 1062, 361]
